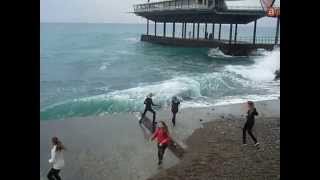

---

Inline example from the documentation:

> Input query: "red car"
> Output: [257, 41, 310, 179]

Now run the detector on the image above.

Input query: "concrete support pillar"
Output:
[197, 23, 200, 39]
[234, 24, 238, 43]
[184, 23, 187, 38]
[229, 24, 233, 44]
[253, 20, 257, 44]
[182, 23, 184, 38]
[275, 17, 280, 44]
[212, 23, 215, 39]
[147, 19, 149, 35]
[192, 23, 195, 39]
[218, 24, 222, 40]
[155, 21, 157, 36]
[173, 22, 175, 38]
[163, 22, 166, 37]
[205, 23, 208, 39]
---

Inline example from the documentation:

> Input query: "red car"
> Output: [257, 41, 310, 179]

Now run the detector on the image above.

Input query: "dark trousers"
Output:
[142, 108, 156, 123]
[157, 143, 168, 162]
[171, 111, 177, 126]
[47, 168, 61, 180]
[142, 108, 156, 131]
[242, 121, 257, 144]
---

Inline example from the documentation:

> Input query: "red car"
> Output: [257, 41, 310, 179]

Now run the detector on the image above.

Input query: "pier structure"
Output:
[133, 0, 280, 56]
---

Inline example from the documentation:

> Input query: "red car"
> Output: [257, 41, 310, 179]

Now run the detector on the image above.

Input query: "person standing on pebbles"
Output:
[47, 137, 66, 180]
[140, 93, 160, 132]
[242, 101, 260, 147]
[151, 121, 171, 165]
[171, 96, 180, 127]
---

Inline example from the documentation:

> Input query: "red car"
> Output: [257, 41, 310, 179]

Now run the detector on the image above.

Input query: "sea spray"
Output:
[225, 48, 280, 81]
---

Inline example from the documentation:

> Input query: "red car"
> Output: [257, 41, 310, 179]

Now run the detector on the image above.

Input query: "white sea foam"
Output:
[124, 37, 139, 43]
[213, 94, 279, 106]
[208, 48, 233, 58]
[225, 48, 280, 82]
[99, 62, 111, 70]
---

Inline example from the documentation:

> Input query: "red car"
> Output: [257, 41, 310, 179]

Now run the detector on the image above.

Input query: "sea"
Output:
[40, 23, 280, 121]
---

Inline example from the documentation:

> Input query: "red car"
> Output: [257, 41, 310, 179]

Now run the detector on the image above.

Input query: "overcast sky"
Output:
[41, 0, 277, 26]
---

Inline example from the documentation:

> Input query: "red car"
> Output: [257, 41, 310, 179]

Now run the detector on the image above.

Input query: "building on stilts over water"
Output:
[132, 0, 280, 56]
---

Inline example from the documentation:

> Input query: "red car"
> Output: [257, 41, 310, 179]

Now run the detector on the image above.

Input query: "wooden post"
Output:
[253, 20, 257, 44]
[218, 24, 222, 40]
[275, 17, 280, 44]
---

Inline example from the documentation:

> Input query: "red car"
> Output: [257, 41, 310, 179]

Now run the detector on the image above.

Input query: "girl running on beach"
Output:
[151, 121, 171, 165]
[47, 137, 66, 180]
[171, 96, 180, 127]
[242, 101, 259, 146]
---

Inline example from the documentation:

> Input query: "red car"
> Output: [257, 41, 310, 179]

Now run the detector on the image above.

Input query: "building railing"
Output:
[142, 34, 280, 45]
[226, 6, 263, 11]
[133, 1, 209, 12]
[218, 36, 280, 44]
[133, 0, 265, 13]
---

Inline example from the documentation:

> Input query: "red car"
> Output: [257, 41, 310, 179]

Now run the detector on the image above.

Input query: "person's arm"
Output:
[151, 99, 156, 106]
[144, 98, 147, 104]
[48, 146, 56, 164]
[254, 108, 259, 116]
[151, 128, 159, 141]
[151, 99, 159, 106]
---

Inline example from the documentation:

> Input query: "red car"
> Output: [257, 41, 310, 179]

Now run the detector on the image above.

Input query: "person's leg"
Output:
[150, 109, 156, 123]
[247, 125, 258, 144]
[172, 112, 176, 126]
[47, 168, 55, 180]
[149, 109, 156, 132]
[157, 143, 162, 164]
[242, 123, 248, 144]
[140, 108, 148, 123]
[53, 169, 61, 180]
[158, 144, 168, 165]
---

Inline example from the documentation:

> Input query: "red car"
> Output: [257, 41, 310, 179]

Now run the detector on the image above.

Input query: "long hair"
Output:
[52, 137, 66, 152]
[159, 121, 169, 135]
[247, 101, 255, 111]
[247, 101, 255, 107]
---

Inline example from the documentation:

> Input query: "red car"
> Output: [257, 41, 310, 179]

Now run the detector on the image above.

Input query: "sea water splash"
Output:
[40, 68, 270, 120]
[207, 48, 233, 58]
[225, 48, 280, 82]
[40, 77, 203, 120]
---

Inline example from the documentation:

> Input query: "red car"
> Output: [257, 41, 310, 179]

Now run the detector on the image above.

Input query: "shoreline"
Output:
[40, 99, 279, 180]
[147, 100, 280, 180]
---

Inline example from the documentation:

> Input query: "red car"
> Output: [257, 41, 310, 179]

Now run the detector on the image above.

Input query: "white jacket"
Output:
[48, 145, 65, 169]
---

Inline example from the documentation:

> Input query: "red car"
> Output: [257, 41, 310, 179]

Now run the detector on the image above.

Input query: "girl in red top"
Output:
[151, 121, 171, 165]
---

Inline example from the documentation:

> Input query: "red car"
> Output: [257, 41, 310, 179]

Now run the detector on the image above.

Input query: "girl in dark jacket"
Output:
[242, 101, 259, 146]
[171, 96, 180, 127]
